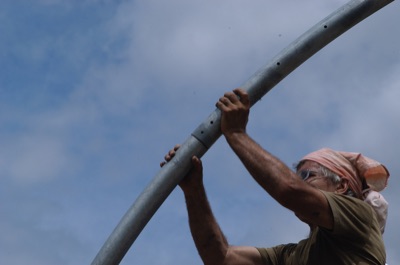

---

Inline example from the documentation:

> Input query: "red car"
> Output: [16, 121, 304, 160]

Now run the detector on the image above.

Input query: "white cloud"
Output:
[1, 0, 399, 264]
[0, 133, 68, 183]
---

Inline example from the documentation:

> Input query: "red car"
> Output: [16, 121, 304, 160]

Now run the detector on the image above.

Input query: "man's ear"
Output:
[335, 178, 349, 195]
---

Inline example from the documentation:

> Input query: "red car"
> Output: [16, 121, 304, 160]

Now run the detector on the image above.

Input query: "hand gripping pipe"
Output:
[91, 0, 394, 264]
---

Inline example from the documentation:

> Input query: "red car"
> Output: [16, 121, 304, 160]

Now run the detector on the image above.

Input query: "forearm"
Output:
[184, 186, 229, 265]
[224, 132, 296, 205]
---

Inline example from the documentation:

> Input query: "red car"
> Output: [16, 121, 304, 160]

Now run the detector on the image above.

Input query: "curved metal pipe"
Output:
[91, 0, 394, 264]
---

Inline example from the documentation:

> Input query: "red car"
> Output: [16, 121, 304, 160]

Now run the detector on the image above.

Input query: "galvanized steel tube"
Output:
[91, 0, 394, 264]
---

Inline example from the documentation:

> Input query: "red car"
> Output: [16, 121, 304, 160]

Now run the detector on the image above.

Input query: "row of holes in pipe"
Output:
[277, 24, 328, 66]
[199, 24, 328, 135]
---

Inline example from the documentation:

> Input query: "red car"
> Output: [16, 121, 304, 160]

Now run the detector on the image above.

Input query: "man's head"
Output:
[295, 160, 355, 196]
[296, 148, 389, 199]
[296, 148, 390, 233]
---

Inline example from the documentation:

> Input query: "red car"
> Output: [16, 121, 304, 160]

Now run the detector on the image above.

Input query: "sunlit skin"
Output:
[161, 89, 351, 265]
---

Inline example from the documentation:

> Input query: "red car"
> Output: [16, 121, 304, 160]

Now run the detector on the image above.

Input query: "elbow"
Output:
[276, 177, 303, 210]
[201, 243, 229, 265]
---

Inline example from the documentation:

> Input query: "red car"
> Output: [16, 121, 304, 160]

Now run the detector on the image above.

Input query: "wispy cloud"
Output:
[1, 1, 399, 264]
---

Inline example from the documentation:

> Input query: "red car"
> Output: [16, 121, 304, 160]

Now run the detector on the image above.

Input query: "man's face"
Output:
[297, 160, 338, 192]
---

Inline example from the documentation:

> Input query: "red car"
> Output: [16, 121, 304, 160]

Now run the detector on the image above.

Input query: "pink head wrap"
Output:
[301, 148, 389, 197]
[300, 148, 390, 233]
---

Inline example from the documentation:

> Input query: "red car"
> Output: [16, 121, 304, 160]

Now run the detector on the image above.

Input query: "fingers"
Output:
[161, 152, 202, 170]
[216, 88, 249, 109]
[216, 93, 234, 111]
[165, 147, 178, 161]
[173, 144, 180, 152]
[160, 145, 202, 169]
[160, 144, 181, 167]
[192, 156, 203, 173]
[219, 91, 238, 106]
[233, 88, 250, 106]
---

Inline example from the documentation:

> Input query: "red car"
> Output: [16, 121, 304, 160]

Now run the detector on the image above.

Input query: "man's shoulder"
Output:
[320, 191, 375, 227]
[320, 190, 369, 209]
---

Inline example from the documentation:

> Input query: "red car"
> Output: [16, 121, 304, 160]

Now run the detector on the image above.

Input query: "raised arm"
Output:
[161, 146, 263, 265]
[216, 88, 335, 230]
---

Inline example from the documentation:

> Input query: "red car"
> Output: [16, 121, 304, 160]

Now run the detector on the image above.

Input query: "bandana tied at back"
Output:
[301, 148, 390, 233]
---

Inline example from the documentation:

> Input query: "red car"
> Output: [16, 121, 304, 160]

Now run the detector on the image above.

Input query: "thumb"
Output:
[191, 156, 202, 171]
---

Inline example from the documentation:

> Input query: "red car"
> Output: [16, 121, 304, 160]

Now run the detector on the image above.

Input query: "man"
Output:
[161, 88, 389, 265]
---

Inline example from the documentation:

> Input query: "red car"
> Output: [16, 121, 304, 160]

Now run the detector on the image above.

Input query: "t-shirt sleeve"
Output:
[257, 247, 278, 264]
[321, 191, 375, 241]
[256, 244, 297, 265]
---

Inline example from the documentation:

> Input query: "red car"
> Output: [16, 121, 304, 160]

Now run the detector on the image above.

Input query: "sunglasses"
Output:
[297, 170, 321, 181]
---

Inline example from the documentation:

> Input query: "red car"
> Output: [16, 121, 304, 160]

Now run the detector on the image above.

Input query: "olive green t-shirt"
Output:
[257, 191, 386, 265]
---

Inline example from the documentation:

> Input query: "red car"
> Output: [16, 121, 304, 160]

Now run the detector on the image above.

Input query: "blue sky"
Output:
[1, 0, 399, 264]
